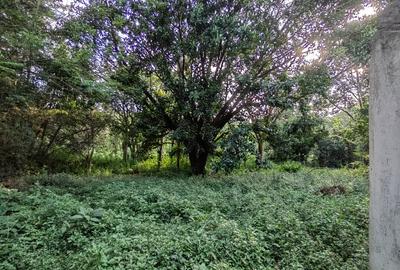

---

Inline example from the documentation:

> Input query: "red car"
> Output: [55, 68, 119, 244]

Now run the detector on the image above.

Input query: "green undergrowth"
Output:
[0, 169, 368, 269]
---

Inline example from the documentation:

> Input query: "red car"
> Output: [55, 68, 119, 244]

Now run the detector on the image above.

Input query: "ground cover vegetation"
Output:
[1, 170, 368, 269]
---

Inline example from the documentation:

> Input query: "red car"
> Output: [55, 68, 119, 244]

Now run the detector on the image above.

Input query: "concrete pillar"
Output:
[370, 1, 400, 269]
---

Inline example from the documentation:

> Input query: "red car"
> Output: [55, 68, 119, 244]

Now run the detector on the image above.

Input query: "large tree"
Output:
[68, 0, 364, 174]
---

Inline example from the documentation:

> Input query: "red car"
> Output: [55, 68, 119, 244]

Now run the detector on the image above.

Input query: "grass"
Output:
[0, 169, 368, 269]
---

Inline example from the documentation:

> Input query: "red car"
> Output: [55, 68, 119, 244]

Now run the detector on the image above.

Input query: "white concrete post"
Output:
[370, 1, 400, 269]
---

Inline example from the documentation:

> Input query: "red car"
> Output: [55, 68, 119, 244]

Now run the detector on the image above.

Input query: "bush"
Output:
[277, 161, 303, 173]
[212, 125, 254, 174]
[0, 118, 36, 178]
[24, 173, 87, 188]
[268, 114, 326, 163]
[314, 137, 355, 168]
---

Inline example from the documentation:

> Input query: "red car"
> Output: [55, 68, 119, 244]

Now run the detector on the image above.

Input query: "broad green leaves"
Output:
[0, 171, 369, 269]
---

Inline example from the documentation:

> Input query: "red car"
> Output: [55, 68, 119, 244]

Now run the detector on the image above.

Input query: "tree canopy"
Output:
[0, 0, 382, 176]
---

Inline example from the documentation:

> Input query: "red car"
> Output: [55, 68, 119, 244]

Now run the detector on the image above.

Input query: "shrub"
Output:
[277, 161, 303, 173]
[315, 137, 355, 168]
[24, 173, 87, 188]
[212, 125, 254, 174]
[0, 118, 35, 178]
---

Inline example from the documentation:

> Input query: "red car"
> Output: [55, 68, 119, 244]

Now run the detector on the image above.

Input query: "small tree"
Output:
[213, 124, 254, 174]
[248, 66, 331, 167]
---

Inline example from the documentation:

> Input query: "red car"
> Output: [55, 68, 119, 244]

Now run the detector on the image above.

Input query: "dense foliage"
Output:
[1, 170, 368, 269]
[0, 2, 386, 268]
[212, 124, 254, 173]
[0, 0, 382, 176]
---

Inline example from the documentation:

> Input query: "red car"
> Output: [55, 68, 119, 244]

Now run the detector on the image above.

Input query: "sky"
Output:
[359, 6, 376, 17]
[304, 6, 377, 62]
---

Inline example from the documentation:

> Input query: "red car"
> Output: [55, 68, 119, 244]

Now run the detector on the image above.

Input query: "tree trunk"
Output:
[85, 147, 95, 174]
[129, 142, 136, 163]
[188, 146, 208, 175]
[122, 140, 128, 162]
[157, 137, 163, 171]
[256, 137, 264, 167]
[170, 140, 174, 167]
[176, 142, 181, 170]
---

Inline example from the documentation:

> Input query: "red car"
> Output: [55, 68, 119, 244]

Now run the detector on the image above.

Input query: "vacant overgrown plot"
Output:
[0, 0, 383, 268]
[0, 170, 368, 269]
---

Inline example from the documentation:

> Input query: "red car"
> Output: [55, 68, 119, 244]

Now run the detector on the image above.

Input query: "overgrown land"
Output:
[1, 169, 368, 270]
[1, 1, 379, 269]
